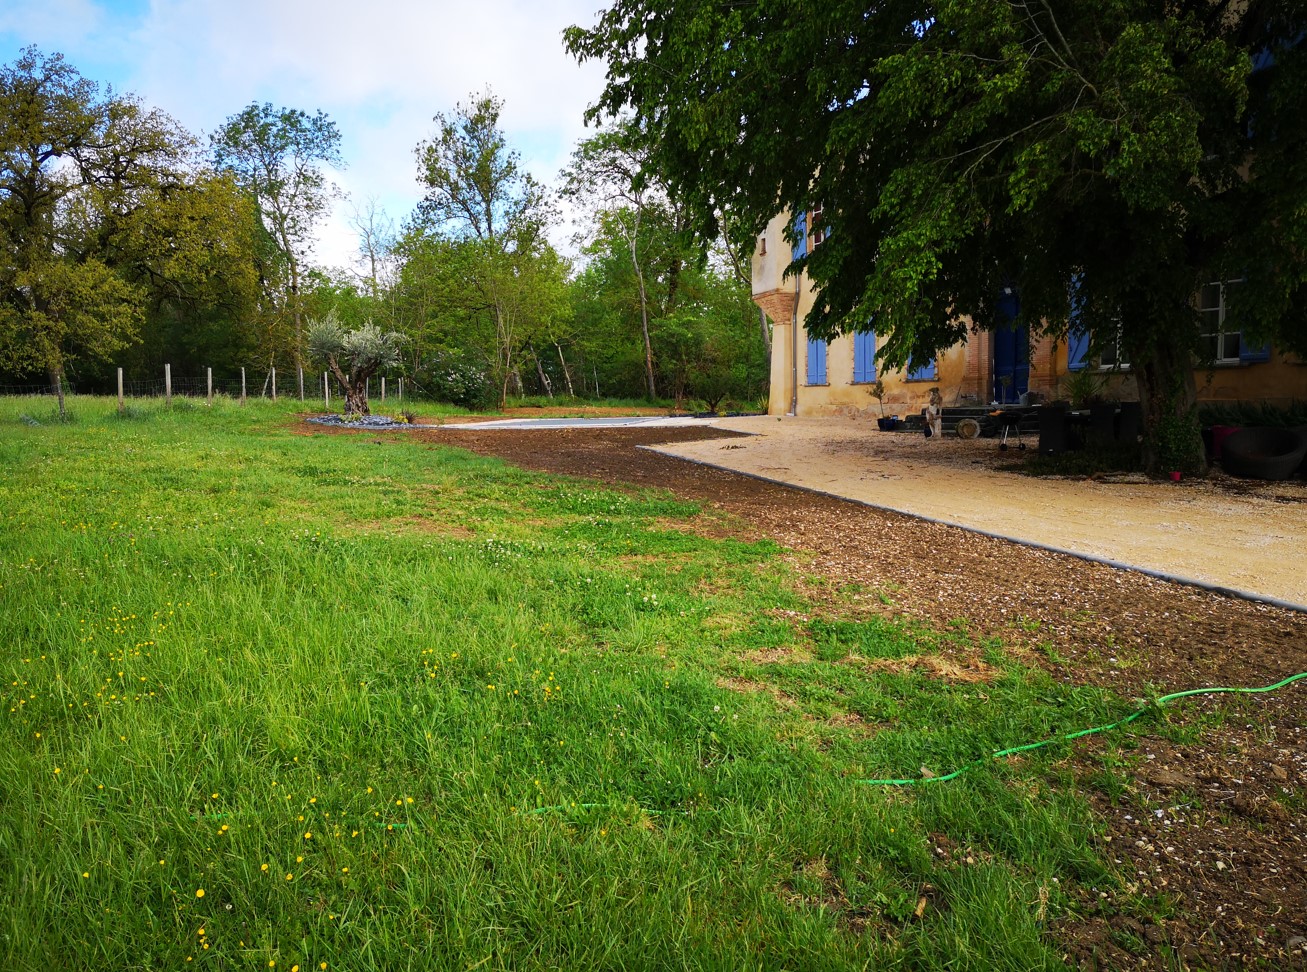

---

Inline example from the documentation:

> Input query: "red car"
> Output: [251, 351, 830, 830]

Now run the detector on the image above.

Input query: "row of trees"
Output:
[0, 48, 768, 416]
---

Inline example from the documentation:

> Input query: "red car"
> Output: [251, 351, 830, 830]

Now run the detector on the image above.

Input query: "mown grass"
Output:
[2, 395, 1146, 970]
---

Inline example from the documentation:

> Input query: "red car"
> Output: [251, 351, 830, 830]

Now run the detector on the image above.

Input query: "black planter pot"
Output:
[1038, 406, 1069, 455]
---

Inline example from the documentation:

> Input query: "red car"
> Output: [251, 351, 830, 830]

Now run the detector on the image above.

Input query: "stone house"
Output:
[752, 209, 1307, 418]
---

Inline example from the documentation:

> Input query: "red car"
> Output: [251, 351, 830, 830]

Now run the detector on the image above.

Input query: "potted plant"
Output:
[871, 380, 898, 430]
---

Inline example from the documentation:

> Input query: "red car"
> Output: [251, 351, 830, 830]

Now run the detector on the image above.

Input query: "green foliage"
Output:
[409, 92, 569, 408]
[1198, 399, 1307, 429]
[1152, 407, 1207, 477]
[211, 101, 343, 367]
[1059, 369, 1108, 410]
[567, 1, 1307, 472]
[0, 49, 177, 385]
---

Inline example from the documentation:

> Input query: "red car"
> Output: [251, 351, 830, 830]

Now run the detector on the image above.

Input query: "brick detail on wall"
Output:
[753, 288, 797, 326]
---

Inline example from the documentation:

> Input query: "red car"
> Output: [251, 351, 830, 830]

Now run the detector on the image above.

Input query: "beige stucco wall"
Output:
[752, 206, 1307, 414]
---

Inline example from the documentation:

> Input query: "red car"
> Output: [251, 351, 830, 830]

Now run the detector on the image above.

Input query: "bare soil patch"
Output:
[310, 420, 1306, 969]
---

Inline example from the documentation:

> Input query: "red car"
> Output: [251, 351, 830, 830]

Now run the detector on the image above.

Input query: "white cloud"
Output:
[4, 0, 613, 269]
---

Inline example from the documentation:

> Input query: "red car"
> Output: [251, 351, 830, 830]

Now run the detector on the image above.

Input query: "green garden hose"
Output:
[858, 671, 1307, 786]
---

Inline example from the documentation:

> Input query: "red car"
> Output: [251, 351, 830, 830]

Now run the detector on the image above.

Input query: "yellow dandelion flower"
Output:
[304, 832, 312, 840]
[195, 889, 205, 898]
[341, 867, 349, 873]
[285, 873, 293, 881]
[261, 863, 269, 872]
[296, 855, 303, 863]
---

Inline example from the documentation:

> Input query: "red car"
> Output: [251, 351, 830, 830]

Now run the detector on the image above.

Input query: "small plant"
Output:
[1061, 369, 1106, 409]
[869, 379, 887, 416]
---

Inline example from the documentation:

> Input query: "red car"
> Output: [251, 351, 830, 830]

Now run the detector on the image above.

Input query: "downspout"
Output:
[789, 271, 800, 415]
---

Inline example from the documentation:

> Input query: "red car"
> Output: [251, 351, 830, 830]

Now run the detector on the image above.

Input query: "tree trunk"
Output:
[1134, 336, 1205, 477]
[49, 365, 66, 420]
[624, 211, 657, 401]
[534, 351, 553, 398]
[289, 256, 303, 372]
[556, 342, 574, 397]
[344, 382, 370, 417]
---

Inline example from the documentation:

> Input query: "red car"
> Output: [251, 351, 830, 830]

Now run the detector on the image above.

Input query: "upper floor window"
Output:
[809, 203, 831, 248]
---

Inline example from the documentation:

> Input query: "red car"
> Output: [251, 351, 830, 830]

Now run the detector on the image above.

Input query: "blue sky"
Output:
[0, 0, 611, 270]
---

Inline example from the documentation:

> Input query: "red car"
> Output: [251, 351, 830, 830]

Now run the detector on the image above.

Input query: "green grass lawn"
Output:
[2, 396, 1143, 970]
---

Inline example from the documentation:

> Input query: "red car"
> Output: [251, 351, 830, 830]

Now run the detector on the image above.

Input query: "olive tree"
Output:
[307, 310, 405, 417]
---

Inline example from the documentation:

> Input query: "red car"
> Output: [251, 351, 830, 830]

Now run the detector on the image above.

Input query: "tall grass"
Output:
[1, 396, 1141, 970]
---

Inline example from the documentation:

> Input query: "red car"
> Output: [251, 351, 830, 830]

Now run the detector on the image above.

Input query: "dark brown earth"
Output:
[312, 419, 1307, 970]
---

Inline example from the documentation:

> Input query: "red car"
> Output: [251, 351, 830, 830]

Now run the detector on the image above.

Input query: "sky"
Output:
[0, 0, 613, 272]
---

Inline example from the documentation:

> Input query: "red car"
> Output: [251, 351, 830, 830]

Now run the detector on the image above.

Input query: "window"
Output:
[791, 211, 807, 260]
[806, 337, 828, 385]
[758, 236, 766, 256]
[809, 203, 831, 248]
[853, 330, 876, 383]
[1199, 281, 1243, 363]
[1098, 323, 1129, 370]
[906, 353, 937, 381]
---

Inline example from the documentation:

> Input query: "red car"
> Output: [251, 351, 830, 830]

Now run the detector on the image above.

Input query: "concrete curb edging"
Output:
[640, 445, 1307, 616]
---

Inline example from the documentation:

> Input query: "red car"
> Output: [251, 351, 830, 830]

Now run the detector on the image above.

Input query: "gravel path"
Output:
[650, 415, 1307, 610]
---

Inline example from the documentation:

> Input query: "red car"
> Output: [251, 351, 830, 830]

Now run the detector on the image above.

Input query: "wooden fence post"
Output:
[323, 372, 329, 409]
[298, 367, 304, 402]
[398, 377, 403, 403]
[206, 367, 213, 405]
[381, 377, 386, 402]
[117, 368, 124, 413]
[240, 367, 246, 405]
[271, 367, 277, 402]
[165, 363, 172, 406]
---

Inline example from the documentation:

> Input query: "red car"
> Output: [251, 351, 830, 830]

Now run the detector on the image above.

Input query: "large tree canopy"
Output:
[410, 92, 568, 408]
[0, 47, 260, 412]
[567, 1, 1307, 473]
[211, 102, 342, 371]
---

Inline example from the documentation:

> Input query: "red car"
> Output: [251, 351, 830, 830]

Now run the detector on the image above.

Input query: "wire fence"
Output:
[0, 368, 410, 405]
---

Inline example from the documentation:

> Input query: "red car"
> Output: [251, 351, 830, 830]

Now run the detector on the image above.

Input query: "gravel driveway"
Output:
[650, 415, 1307, 611]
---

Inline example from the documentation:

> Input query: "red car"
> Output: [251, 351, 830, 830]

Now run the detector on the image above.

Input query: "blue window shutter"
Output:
[853, 331, 877, 382]
[1067, 272, 1090, 371]
[907, 354, 936, 381]
[1067, 328, 1090, 371]
[1240, 341, 1271, 364]
[791, 212, 807, 260]
[807, 337, 827, 384]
